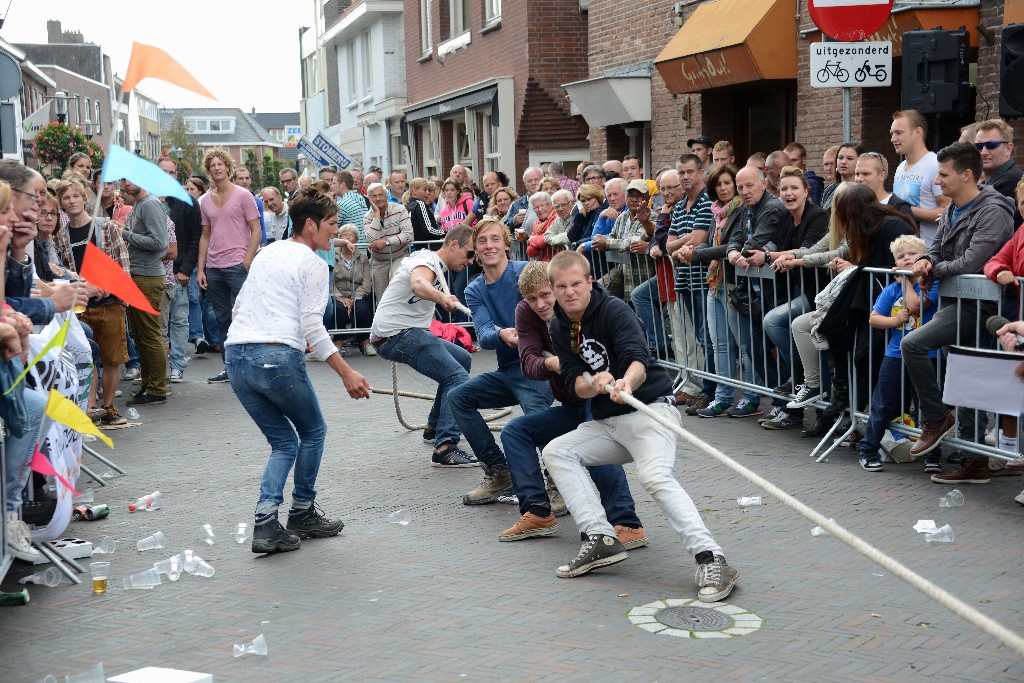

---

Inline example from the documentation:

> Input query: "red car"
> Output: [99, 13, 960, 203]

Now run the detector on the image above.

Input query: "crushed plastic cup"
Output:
[234, 523, 251, 544]
[183, 554, 215, 578]
[811, 518, 836, 536]
[122, 567, 162, 590]
[63, 663, 105, 683]
[201, 523, 217, 545]
[128, 491, 161, 512]
[233, 633, 267, 657]
[939, 489, 965, 508]
[737, 496, 762, 507]
[136, 531, 166, 551]
[19, 567, 61, 587]
[153, 555, 182, 581]
[125, 407, 140, 420]
[913, 519, 938, 534]
[36, 675, 57, 683]
[924, 524, 955, 543]
[388, 509, 411, 526]
[92, 536, 117, 555]
[72, 488, 94, 503]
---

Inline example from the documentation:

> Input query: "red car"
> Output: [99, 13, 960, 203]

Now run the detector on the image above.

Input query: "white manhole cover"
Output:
[627, 599, 762, 638]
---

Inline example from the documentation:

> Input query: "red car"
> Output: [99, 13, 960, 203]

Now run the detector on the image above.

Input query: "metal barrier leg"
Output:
[82, 444, 126, 475]
[33, 542, 83, 585]
[79, 464, 107, 487]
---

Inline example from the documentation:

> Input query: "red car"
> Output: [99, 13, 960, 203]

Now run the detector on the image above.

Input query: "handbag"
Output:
[727, 285, 762, 319]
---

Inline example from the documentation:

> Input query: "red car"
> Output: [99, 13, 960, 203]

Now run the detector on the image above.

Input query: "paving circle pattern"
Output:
[627, 599, 763, 638]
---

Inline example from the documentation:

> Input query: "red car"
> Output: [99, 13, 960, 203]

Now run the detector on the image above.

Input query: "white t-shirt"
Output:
[370, 249, 448, 337]
[224, 240, 335, 360]
[893, 151, 942, 245]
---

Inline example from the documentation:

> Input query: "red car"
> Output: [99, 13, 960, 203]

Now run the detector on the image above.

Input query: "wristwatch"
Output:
[763, 250, 772, 264]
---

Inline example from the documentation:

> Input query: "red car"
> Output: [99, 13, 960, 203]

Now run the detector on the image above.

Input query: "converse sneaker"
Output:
[923, 454, 943, 474]
[556, 533, 627, 578]
[432, 444, 477, 467]
[758, 406, 783, 426]
[101, 405, 127, 426]
[463, 465, 513, 505]
[695, 552, 740, 602]
[614, 525, 649, 550]
[286, 502, 345, 539]
[169, 368, 184, 383]
[762, 412, 802, 430]
[193, 337, 210, 355]
[684, 396, 712, 416]
[726, 400, 762, 418]
[696, 400, 732, 418]
[786, 384, 821, 409]
[859, 453, 884, 471]
[498, 512, 558, 541]
[6, 511, 41, 563]
[546, 480, 568, 517]
[122, 367, 140, 381]
[252, 517, 301, 554]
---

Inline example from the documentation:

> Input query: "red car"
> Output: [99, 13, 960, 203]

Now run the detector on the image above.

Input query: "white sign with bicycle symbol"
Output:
[809, 41, 892, 88]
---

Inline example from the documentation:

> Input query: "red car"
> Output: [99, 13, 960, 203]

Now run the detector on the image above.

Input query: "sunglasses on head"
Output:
[975, 140, 1008, 150]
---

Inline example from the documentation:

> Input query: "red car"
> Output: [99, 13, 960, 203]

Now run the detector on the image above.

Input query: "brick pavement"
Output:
[3, 350, 1024, 682]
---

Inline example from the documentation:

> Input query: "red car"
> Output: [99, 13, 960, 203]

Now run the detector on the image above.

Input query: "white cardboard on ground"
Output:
[107, 666, 212, 683]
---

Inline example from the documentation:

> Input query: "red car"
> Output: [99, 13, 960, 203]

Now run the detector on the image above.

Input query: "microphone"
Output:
[985, 316, 1024, 351]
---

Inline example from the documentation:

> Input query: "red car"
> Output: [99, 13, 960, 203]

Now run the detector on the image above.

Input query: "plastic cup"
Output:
[19, 567, 61, 587]
[92, 536, 117, 555]
[153, 555, 182, 581]
[136, 530, 165, 551]
[388, 509, 411, 526]
[184, 555, 215, 578]
[235, 523, 251, 544]
[89, 561, 110, 594]
[122, 567, 162, 590]
[737, 496, 762, 507]
[925, 524, 955, 543]
[200, 523, 217, 545]
[233, 633, 268, 657]
[939, 489, 964, 508]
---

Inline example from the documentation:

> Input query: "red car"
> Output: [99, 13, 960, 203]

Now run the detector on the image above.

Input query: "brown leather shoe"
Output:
[930, 457, 991, 484]
[499, 512, 557, 542]
[614, 525, 648, 550]
[910, 412, 955, 457]
[674, 391, 697, 405]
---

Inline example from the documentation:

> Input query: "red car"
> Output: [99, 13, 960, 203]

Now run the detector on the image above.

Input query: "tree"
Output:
[261, 152, 286, 194]
[161, 115, 203, 173]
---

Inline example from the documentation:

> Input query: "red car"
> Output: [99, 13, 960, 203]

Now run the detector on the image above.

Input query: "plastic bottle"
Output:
[736, 496, 762, 507]
[128, 491, 162, 512]
[126, 408, 140, 420]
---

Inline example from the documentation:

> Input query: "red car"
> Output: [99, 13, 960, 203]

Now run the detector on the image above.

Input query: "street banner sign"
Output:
[808, 0, 894, 42]
[297, 136, 331, 168]
[285, 125, 300, 148]
[810, 42, 892, 88]
[21, 101, 51, 141]
[311, 133, 355, 170]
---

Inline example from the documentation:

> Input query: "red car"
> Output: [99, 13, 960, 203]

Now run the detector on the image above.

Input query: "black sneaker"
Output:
[286, 502, 345, 539]
[252, 519, 301, 554]
[208, 370, 229, 383]
[194, 338, 209, 355]
[556, 532, 628, 578]
[762, 412, 802, 430]
[431, 444, 478, 467]
[860, 454, 884, 471]
[924, 454, 943, 474]
[126, 392, 167, 406]
[423, 428, 436, 444]
[695, 553, 740, 602]
[786, 384, 821, 409]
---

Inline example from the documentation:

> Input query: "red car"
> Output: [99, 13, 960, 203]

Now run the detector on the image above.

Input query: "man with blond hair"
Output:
[891, 108, 950, 245]
[710, 141, 735, 170]
[197, 148, 262, 383]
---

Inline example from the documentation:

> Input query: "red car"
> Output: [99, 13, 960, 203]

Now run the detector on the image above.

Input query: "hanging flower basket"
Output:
[32, 123, 104, 175]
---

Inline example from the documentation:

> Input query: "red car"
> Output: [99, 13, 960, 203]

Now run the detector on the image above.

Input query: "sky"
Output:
[0, 1, 315, 112]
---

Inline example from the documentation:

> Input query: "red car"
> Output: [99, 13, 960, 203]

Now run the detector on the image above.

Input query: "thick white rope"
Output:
[583, 372, 1024, 658]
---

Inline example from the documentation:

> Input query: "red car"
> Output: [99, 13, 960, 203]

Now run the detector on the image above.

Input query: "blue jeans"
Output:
[124, 320, 139, 371]
[206, 263, 248, 360]
[725, 286, 774, 393]
[226, 344, 327, 518]
[501, 403, 643, 526]
[324, 297, 374, 340]
[706, 289, 758, 405]
[4, 378, 47, 511]
[630, 276, 666, 352]
[449, 367, 553, 469]
[188, 268, 220, 345]
[168, 282, 190, 372]
[376, 328, 471, 448]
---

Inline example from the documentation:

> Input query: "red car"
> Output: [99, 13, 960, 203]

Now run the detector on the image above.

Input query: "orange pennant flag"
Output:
[79, 242, 158, 315]
[121, 42, 216, 100]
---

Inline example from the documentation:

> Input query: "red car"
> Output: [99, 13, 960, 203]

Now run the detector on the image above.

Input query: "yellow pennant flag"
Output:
[4, 318, 70, 395]
[45, 389, 114, 449]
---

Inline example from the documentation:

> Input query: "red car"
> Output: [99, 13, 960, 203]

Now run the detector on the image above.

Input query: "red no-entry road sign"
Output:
[809, 0, 895, 42]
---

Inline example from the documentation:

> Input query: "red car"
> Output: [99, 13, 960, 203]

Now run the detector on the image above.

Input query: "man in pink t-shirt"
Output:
[197, 147, 262, 382]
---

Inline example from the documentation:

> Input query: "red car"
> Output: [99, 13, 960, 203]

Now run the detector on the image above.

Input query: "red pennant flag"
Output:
[30, 448, 79, 497]
[79, 242, 158, 315]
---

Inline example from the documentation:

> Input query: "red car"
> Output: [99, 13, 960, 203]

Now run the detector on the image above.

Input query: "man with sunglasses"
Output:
[975, 119, 1023, 226]
[541, 250, 740, 601]
[370, 225, 477, 467]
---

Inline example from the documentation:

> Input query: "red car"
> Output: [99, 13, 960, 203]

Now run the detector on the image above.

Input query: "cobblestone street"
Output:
[3, 350, 1024, 682]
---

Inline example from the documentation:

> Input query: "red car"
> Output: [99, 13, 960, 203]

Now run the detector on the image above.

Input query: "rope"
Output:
[582, 372, 1024, 658]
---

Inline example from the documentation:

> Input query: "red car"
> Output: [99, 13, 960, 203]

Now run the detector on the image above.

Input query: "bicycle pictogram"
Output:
[816, 60, 849, 83]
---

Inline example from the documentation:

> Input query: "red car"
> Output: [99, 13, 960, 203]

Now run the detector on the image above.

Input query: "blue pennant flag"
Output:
[101, 145, 193, 205]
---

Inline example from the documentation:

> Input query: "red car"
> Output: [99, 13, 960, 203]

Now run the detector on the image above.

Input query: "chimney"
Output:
[46, 20, 62, 43]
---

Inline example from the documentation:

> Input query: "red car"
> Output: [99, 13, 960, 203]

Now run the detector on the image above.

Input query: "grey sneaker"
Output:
[122, 367, 140, 381]
[207, 370, 230, 383]
[432, 444, 477, 467]
[251, 518, 301, 554]
[546, 480, 569, 517]
[762, 412, 802, 430]
[169, 368, 184, 383]
[695, 553, 740, 602]
[286, 502, 344, 539]
[557, 533, 628, 578]
[463, 465, 513, 505]
[758, 406, 783, 425]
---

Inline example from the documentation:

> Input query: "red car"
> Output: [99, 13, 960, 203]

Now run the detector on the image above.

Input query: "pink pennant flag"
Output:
[30, 448, 79, 497]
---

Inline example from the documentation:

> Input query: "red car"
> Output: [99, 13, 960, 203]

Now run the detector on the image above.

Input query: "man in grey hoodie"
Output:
[902, 142, 1015, 480]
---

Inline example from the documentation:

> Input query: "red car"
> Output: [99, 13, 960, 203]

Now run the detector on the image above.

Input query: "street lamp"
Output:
[83, 118, 94, 139]
[170, 146, 184, 161]
[134, 138, 142, 156]
[46, 90, 77, 124]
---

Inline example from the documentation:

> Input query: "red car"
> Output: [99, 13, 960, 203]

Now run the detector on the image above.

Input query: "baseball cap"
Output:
[626, 179, 650, 195]
[687, 135, 714, 148]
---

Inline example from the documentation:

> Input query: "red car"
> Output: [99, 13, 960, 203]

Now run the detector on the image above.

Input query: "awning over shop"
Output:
[654, 0, 797, 94]
[561, 63, 652, 128]
[403, 86, 497, 124]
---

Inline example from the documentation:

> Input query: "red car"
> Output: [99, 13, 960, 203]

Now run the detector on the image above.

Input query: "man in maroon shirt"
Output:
[497, 261, 646, 545]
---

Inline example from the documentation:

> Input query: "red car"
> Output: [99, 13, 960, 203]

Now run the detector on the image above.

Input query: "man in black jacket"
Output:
[975, 119, 1023, 226]
[159, 157, 202, 382]
[542, 250, 739, 602]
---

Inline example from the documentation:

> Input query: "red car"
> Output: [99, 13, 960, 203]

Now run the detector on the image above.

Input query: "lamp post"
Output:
[134, 138, 142, 156]
[50, 91, 73, 124]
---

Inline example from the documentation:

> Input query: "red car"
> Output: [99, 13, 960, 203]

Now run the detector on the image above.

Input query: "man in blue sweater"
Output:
[450, 219, 554, 505]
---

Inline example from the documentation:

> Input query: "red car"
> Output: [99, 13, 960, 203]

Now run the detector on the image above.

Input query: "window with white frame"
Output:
[450, 0, 470, 37]
[481, 111, 501, 173]
[419, 0, 432, 55]
[390, 133, 408, 174]
[361, 31, 372, 97]
[185, 118, 235, 134]
[421, 121, 438, 179]
[452, 119, 472, 178]
[485, 0, 501, 23]
[94, 101, 101, 134]
[346, 42, 358, 101]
